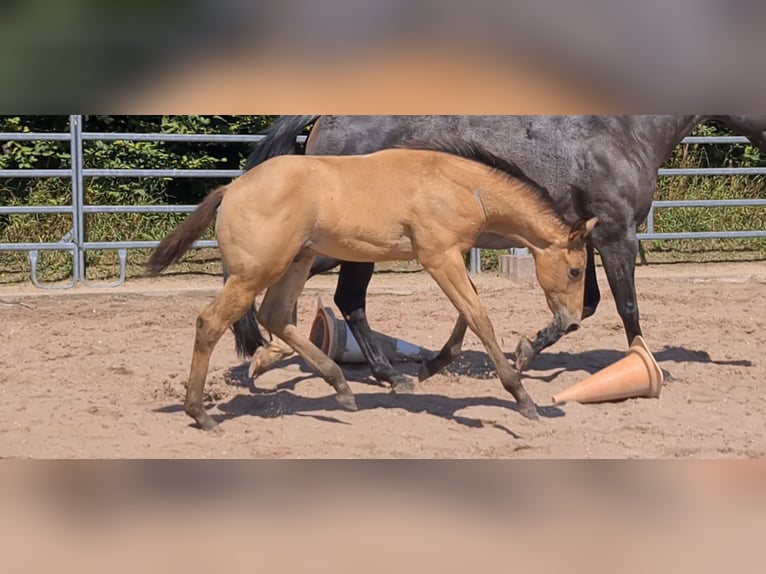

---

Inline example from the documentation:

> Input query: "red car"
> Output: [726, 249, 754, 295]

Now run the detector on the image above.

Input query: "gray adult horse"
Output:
[230, 115, 766, 391]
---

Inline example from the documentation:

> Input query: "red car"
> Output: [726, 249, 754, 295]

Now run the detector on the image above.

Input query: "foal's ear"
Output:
[568, 217, 599, 244]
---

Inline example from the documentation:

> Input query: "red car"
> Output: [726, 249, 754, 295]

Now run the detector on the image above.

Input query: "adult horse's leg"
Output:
[421, 248, 538, 420]
[582, 241, 601, 319]
[334, 262, 415, 393]
[587, 234, 683, 378]
[257, 254, 358, 411]
[186, 275, 264, 432]
[595, 235, 642, 343]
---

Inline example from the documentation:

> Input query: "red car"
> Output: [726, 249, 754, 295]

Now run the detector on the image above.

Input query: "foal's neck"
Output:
[479, 179, 568, 249]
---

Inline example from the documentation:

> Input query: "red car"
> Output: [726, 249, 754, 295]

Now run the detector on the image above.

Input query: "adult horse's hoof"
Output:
[336, 392, 358, 411]
[417, 362, 435, 382]
[515, 338, 535, 372]
[391, 376, 415, 394]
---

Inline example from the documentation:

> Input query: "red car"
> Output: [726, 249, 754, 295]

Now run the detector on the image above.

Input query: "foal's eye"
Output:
[569, 268, 581, 279]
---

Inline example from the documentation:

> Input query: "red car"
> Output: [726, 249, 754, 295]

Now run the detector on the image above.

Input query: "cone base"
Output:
[552, 336, 664, 405]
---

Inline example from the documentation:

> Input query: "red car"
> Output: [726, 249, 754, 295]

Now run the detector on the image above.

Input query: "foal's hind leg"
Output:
[248, 256, 342, 380]
[248, 311, 297, 380]
[257, 255, 358, 411]
[185, 275, 262, 432]
[421, 249, 538, 420]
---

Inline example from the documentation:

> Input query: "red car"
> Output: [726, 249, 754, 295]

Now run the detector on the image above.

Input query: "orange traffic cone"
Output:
[552, 336, 664, 405]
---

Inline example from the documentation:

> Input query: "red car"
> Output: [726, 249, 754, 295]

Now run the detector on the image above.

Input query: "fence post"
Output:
[70, 114, 85, 284]
[469, 248, 481, 276]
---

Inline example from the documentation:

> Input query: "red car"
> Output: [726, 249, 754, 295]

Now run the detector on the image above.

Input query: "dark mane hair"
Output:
[396, 137, 556, 211]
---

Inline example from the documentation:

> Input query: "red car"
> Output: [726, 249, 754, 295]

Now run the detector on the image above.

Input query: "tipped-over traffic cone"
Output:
[552, 336, 664, 405]
[308, 297, 431, 364]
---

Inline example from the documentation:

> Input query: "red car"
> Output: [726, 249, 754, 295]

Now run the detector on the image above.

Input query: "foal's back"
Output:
[219, 149, 496, 263]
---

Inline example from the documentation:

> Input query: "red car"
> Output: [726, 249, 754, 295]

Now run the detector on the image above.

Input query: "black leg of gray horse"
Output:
[587, 233, 676, 378]
[582, 241, 600, 319]
[596, 237, 642, 343]
[334, 262, 415, 393]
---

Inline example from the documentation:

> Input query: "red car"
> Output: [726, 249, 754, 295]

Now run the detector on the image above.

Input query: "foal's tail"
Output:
[145, 186, 226, 276]
[228, 115, 321, 358]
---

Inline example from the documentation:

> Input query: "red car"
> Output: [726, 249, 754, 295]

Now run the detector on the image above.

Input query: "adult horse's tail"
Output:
[146, 186, 226, 276]
[228, 115, 321, 358]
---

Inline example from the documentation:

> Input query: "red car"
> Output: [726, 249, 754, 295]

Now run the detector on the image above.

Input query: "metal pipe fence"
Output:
[1, 115, 764, 288]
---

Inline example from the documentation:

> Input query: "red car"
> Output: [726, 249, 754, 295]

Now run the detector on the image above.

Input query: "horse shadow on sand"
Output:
[156, 358, 564, 437]
[512, 344, 754, 383]
[430, 342, 754, 384]
[155, 342, 752, 433]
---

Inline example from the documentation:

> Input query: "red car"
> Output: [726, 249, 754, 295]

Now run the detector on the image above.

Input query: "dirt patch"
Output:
[1, 261, 765, 458]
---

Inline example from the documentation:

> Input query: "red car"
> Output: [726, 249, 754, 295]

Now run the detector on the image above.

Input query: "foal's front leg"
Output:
[421, 249, 538, 420]
[416, 278, 479, 381]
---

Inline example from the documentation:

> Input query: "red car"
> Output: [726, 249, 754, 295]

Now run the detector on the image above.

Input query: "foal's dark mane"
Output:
[397, 137, 558, 215]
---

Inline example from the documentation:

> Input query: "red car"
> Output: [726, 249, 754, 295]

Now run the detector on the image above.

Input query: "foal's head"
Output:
[529, 217, 599, 334]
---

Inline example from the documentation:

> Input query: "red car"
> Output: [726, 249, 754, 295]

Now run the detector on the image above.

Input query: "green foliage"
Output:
[2, 116, 765, 283]
[1, 115, 274, 282]
[644, 120, 766, 260]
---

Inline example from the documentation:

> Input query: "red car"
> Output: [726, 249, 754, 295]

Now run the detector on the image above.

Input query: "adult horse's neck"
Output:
[479, 178, 570, 250]
[639, 115, 707, 168]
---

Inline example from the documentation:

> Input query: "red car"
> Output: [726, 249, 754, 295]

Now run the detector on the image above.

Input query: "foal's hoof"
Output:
[248, 354, 269, 380]
[515, 338, 535, 373]
[248, 358, 263, 380]
[190, 411, 224, 434]
[391, 376, 415, 394]
[336, 393, 358, 411]
[518, 401, 540, 421]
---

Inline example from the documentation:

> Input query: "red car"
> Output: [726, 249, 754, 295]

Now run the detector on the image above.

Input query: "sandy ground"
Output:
[1, 261, 765, 459]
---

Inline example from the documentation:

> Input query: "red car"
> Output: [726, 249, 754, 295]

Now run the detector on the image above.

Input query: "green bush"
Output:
[2, 116, 765, 283]
[1, 115, 274, 282]
[642, 121, 766, 260]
